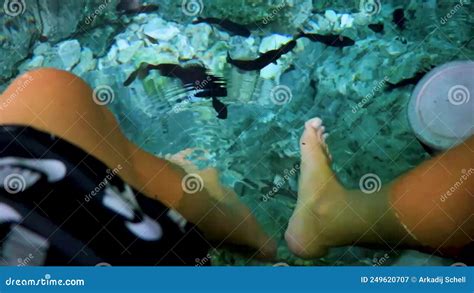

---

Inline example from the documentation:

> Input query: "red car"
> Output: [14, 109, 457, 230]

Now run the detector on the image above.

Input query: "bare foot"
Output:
[285, 118, 366, 258]
[167, 149, 277, 259]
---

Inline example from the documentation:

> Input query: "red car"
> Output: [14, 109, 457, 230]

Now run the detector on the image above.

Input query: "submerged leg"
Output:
[286, 117, 473, 259]
[285, 118, 417, 258]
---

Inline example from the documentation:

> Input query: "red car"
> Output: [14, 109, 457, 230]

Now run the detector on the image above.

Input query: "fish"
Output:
[153, 63, 227, 98]
[192, 17, 251, 38]
[211, 97, 228, 119]
[385, 69, 432, 90]
[39, 35, 49, 42]
[227, 39, 297, 71]
[283, 64, 296, 74]
[145, 35, 159, 44]
[368, 23, 384, 33]
[124, 63, 228, 119]
[392, 8, 406, 30]
[296, 31, 355, 47]
[116, 0, 158, 14]
[125, 63, 226, 95]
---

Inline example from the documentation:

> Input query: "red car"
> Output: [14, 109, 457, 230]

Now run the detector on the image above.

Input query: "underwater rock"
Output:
[0, 5, 39, 82]
[157, 0, 313, 34]
[173, 35, 196, 60]
[33, 43, 51, 55]
[259, 34, 293, 53]
[260, 63, 283, 80]
[143, 18, 180, 41]
[37, 0, 119, 42]
[18, 55, 45, 73]
[185, 23, 213, 51]
[133, 45, 180, 65]
[78, 25, 120, 57]
[73, 47, 97, 76]
[117, 40, 143, 63]
[314, 14, 332, 32]
[0, 0, 120, 81]
[36, 0, 85, 42]
[384, 41, 407, 56]
[340, 14, 354, 28]
[324, 10, 338, 23]
[57, 40, 81, 70]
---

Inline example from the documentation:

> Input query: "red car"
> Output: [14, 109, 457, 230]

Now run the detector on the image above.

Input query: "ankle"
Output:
[347, 186, 417, 247]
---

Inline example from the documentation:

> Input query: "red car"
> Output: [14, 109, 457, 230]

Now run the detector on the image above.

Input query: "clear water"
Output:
[1, 0, 472, 266]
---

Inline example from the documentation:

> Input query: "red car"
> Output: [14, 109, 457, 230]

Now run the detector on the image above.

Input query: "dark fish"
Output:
[309, 79, 317, 91]
[39, 35, 49, 42]
[152, 63, 227, 98]
[392, 8, 406, 30]
[145, 35, 159, 44]
[227, 39, 297, 71]
[296, 32, 355, 47]
[283, 64, 296, 74]
[116, 0, 158, 14]
[192, 17, 251, 38]
[368, 23, 384, 33]
[125, 63, 227, 97]
[211, 97, 228, 119]
[124, 63, 228, 119]
[385, 69, 431, 90]
[117, 0, 139, 11]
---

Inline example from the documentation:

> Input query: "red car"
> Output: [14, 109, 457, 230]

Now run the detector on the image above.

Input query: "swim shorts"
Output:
[0, 125, 210, 266]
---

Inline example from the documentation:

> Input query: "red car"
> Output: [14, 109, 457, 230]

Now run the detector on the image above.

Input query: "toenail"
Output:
[310, 118, 322, 128]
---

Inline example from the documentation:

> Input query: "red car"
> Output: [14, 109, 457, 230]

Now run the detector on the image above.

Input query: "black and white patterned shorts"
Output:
[0, 125, 210, 266]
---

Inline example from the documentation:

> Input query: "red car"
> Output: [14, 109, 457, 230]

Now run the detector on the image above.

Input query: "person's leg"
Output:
[285, 117, 472, 258]
[391, 135, 474, 253]
[0, 68, 276, 257]
[285, 118, 412, 258]
[0, 68, 143, 195]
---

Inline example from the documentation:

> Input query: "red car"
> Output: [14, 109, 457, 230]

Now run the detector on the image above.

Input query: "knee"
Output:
[11, 68, 92, 98]
[22, 68, 82, 88]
